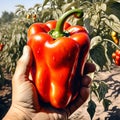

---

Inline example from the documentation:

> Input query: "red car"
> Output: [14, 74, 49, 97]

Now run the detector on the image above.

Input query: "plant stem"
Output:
[104, 39, 120, 50]
[51, 9, 83, 39]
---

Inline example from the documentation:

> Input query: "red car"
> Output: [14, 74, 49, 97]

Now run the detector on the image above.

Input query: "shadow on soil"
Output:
[105, 106, 120, 120]
[105, 72, 120, 120]
[95, 69, 120, 120]
[105, 72, 120, 98]
[0, 79, 12, 120]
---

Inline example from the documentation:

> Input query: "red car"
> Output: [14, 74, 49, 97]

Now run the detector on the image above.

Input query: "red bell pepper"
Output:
[27, 9, 90, 108]
[0, 43, 4, 51]
[112, 49, 120, 66]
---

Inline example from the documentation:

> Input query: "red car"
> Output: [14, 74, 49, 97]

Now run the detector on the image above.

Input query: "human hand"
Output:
[3, 45, 95, 120]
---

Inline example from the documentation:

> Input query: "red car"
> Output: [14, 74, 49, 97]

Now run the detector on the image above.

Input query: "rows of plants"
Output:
[0, 0, 120, 119]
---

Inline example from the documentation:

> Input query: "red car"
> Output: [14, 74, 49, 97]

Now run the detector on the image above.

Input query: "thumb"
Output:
[13, 45, 33, 84]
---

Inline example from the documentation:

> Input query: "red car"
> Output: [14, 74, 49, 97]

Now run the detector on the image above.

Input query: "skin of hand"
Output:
[3, 45, 96, 120]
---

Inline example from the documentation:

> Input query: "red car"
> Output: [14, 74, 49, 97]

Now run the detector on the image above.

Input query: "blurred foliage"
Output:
[0, 66, 4, 87]
[0, 0, 120, 119]
[0, 11, 15, 25]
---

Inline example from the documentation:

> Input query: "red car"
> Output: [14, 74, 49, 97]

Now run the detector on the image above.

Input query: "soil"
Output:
[69, 65, 120, 120]
[0, 65, 120, 120]
[0, 76, 12, 119]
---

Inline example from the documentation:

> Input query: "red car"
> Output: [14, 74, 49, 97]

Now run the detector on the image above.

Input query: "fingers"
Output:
[65, 63, 95, 116]
[66, 87, 90, 117]
[84, 62, 96, 74]
[81, 75, 91, 87]
[32, 113, 50, 120]
[12, 45, 33, 84]
[33, 112, 64, 120]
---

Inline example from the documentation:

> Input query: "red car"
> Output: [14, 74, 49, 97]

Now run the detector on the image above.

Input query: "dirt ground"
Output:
[0, 71, 12, 120]
[0, 65, 120, 120]
[69, 65, 120, 120]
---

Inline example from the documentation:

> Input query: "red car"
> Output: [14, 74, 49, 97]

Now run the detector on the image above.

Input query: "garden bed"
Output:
[0, 65, 120, 120]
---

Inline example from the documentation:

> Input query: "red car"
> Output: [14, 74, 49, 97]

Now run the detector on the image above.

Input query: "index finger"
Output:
[84, 62, 96, 74]
[12, 45, 33, 84]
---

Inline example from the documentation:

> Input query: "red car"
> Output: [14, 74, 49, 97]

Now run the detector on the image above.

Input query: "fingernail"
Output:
[22, 45, 33, 63]
[23, 46, 29, 56]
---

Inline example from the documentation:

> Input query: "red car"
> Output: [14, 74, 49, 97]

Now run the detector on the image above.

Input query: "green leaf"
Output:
[61, 1, 78, 12]
[103, 99, 112, 111]
[52, 9, 62, 19]
[90, 36, 102, 49]
[106, 42, 116, 63]
[108, 14, 120, 22]
[15, 34, 21, 44]
[42, 0, 49, 7]
[0, 67, 5, 87]
[87, 100, 96, 120]
[15, 4, 25, 8]
[91, 82, 99, 99]
[106, 1, 120, 19]
[100, 3, 107, 11]
[113, 0, 120, 3]
[106, 20, 120, 34]
[34, 4, 41, 8]
[90, 14, 100, 29]
[84, 18, 94, 35]
[90, 44, 107, 70]
[101, 42, 112, 70]
[15, 8, 22, 14]
[97, 81, 108, 102]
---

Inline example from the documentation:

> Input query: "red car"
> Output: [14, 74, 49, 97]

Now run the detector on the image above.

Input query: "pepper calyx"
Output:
[49, 9, 83, 39]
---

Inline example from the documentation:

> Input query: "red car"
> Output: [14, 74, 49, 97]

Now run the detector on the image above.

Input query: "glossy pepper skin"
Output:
[27, 9, 90, 108]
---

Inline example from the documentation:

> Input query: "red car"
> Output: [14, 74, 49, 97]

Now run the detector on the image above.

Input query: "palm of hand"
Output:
[12, 75, 68, 120]
[3, 46, 95, 120]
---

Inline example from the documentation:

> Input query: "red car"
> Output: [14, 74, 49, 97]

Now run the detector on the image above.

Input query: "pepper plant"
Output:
[0, 0, 120, 119]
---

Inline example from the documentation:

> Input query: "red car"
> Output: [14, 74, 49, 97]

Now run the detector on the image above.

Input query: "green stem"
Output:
[51, 9, 83, 39]
[104, 39, 120, 50]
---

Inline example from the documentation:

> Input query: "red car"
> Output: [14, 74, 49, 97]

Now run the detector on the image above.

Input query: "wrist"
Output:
[3, 105, 31, 120]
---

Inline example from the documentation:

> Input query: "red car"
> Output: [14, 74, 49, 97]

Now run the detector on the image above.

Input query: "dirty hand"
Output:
[3, 45, 95, 120]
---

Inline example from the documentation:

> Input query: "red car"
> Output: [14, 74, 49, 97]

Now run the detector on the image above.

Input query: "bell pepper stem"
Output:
[51, 9, 83, 39]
